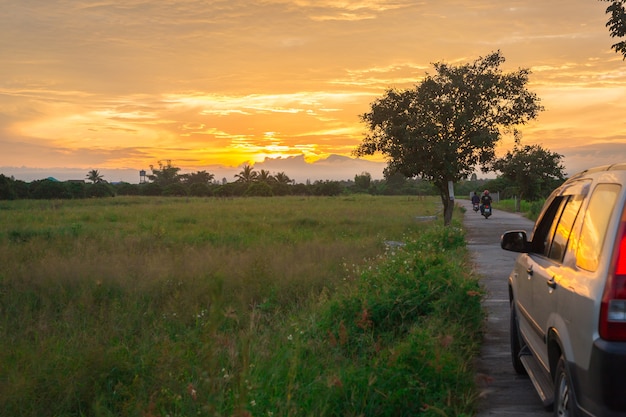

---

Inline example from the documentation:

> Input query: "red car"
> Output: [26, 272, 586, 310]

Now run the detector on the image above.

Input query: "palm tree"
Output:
[274, 172, 293, 185]
[257, 169, 274, 183]
[86, 169, 104, 183]
[272, 171, 294, 196]
[235, 164, 258, 183]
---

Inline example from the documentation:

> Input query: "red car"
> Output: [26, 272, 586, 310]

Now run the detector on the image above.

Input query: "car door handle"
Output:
[547, 277, 557, 289]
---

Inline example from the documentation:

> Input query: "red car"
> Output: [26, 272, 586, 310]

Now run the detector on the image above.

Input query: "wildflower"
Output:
[250, 400, 257, 407]
[187, 383, 197, 401]
[287, 334, 293, 341]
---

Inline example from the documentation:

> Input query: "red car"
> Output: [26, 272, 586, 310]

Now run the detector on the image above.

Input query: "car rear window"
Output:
[576, 184, 621, 271]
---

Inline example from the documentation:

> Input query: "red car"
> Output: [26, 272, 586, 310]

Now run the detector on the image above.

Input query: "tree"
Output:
[189, 182, 211, 197]
[30, 179, 72, 199]
[162, 183, 188, 196]
[354, 172, 372, 192]
[257, 169, 274, 183]
[602, 0, 626, 59]
[86, 182, 115, 198]
[235, 164, 258, 183]
[148, 160, 181, 186]
[86, 169, 104, 184]
[0, 174, 17, 200]
[272, 172, 293, 196]
[274, 172, 293, 185]
[355, 51, 543, 225]
[183, 170, 214, 185]
[490, 141, 566, 210]
[245, 182, 273, 197]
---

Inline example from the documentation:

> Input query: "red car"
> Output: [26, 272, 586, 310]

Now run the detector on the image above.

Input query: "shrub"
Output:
[189, 182, 211, 197]
[162, 183, 189, 196]
[245, 182, 273, 197]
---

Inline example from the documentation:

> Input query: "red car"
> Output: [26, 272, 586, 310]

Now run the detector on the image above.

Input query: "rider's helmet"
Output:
[484, 190, 489, 195]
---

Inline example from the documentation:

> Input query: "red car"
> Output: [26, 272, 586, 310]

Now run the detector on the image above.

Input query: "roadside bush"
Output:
[250, 222, 484, 417]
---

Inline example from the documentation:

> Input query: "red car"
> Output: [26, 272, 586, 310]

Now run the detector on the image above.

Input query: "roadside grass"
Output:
[496, 198, 544, 222]
[0, 196, 483, 416]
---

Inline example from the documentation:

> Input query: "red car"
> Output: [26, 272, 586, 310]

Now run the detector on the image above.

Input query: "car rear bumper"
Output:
[576, 339, 626, 416]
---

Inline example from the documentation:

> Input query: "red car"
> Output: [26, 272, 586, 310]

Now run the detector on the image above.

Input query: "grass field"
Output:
[0, 195, 483, 417]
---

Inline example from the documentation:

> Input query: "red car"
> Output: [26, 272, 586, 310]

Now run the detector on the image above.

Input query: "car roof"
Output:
[568, 163, 626, 181]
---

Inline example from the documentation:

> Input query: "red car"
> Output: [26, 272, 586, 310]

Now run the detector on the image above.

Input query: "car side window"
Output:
[531, 196, 566, 255]
[548, 195, 584, 261]
[576, 184, 621, 272]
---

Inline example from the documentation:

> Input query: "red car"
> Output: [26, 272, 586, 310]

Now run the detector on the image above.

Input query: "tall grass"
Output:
[0, 196, 482, 416]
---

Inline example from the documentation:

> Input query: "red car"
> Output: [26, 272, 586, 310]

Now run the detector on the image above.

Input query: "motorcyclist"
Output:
[480, 190, 492, 215]
[471, 192, 480, 211]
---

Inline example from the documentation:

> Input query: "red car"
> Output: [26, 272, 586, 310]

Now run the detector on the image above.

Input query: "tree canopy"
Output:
[182, 170, 215, 185]
[602, 0, 626, 59]
[490, 140, 566, 208]
[355, 51, 544, 225]
[148, 160, 181, 186]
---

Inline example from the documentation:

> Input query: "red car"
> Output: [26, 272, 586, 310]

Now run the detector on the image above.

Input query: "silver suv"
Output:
[501, 164, 626, 417]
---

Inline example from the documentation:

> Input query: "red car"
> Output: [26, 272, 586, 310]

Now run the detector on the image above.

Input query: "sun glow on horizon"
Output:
[1, 0, 625, 181]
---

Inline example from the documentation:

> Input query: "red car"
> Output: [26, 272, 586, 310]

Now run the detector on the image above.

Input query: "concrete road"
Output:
[456, 199, 548, 417]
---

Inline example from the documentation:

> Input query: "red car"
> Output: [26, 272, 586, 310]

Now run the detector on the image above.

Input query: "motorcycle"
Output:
[482, 204, 492, 219]
[472, 202, 480, 212]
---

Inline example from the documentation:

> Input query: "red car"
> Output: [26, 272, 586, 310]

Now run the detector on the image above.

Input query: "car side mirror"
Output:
[501, 230, 530, 253]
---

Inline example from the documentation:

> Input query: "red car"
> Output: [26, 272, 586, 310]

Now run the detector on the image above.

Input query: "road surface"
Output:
[457, 199, 548, 417]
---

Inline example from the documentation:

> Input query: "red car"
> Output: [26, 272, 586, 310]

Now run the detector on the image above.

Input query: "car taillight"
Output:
[600, 215, 626, 341]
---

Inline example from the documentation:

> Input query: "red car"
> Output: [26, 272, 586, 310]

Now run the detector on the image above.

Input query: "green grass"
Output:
[496, 198, 545, 221]
[0, 196, 483, 416]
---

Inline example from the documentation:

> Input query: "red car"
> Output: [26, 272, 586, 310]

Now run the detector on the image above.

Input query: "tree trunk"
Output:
[442, 196, 454, 226]
[439, 181, 455, 226]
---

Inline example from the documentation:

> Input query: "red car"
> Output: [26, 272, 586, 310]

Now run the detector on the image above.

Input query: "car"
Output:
[501, 163, 626, 417]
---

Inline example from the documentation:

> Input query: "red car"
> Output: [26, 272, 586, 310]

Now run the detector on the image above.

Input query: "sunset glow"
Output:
[1, 0, 625, 183]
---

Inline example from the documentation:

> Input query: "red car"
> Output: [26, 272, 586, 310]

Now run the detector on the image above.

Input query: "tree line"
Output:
[0, 163, 443, 200]
[0, 153, 563, 202]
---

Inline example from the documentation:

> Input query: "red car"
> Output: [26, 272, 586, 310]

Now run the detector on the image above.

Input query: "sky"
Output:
[1, 0, 625, 184]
